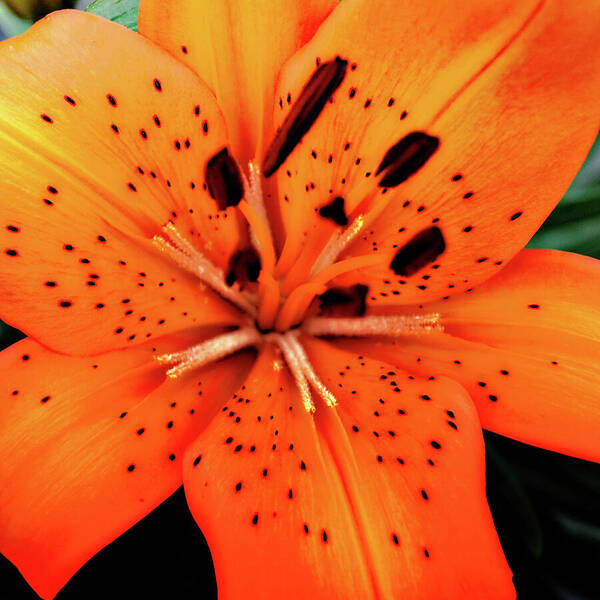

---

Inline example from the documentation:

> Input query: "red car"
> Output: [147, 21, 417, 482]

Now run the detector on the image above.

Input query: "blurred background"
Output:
[0, 2, 599, 599]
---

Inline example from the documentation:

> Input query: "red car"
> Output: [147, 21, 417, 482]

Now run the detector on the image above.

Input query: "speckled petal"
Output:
[268, 0, 600, 303]
[0, 333, 253, 600]
[340, 250, 600, 463]
[183, 341, 513, 599]
[0, 11, 245, 354]
[139, 0, 338, 169]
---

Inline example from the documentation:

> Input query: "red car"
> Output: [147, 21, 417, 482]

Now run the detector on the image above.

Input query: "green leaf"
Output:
[0, 3, 31, 38]
[86, 0, 139, 31]
[528, 133, 600, 258]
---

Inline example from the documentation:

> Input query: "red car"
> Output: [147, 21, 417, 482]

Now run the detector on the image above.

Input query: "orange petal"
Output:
[268, 0, 600, 302]
[339, 249, 600, 463]
[184, 341, 513, 598]
[0, 11, 244, 354]
[139, 0, 338, 169]
[0, 333, 253, 599]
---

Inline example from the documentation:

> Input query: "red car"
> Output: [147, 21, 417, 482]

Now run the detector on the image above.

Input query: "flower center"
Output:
[152, 161, 442, 412]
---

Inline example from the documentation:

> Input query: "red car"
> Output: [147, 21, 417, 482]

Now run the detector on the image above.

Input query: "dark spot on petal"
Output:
[318, 196, 348, 226]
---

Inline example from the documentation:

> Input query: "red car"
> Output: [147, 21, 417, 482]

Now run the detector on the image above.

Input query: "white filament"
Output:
[246, 161, 270, 230]
[156, 327, 261, 379]
[274, 334, 315, 413]
[153, 222, 256, 316]
[282, 333, 337, 407]
[304, 314, 443, 337]
[310, 214, 365, 278]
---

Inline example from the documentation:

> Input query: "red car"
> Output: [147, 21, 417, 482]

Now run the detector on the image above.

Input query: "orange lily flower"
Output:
[0, 1, 599, 598]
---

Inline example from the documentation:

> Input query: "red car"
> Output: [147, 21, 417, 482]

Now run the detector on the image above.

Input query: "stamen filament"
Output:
[153, 222, 256, 316]
[310, 214, 365, 279]
[304, 314, 443, 337]
[274, 334, 316, 413]
[283, 333, 337, 407]
[310, 188, 394, 279]
[246, 161, 271, 232]
[156, 327, 261, 378]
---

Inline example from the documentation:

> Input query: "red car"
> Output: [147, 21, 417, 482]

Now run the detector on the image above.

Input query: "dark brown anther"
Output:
[262, 57, 348, 177]
[226, 248, 261, 288]
[205, 148, 244, 210]
[318, 196, 348, 226]
[376, 132, 439, 188]
[390, 227, 445, 276]
[319, 284, 368, 317]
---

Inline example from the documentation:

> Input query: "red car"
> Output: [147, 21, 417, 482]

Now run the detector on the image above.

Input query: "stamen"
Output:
[153, 222, 256, 316]
[310, 189, 393, 281]
[156, 327, 261, 378]
[246, 161, 270, 233]
[304, 314, 443, 337]
[283, 333, 337, 407]
[310, 214, 365, 278]
[274, 334, 315, 413]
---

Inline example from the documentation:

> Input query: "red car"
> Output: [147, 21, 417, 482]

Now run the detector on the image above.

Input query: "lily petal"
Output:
[139, 0, 338, 169]
[340, 250, 600, 463]
[0, 10, 244, 355]
[0, 333, 252, 599]
[269, 0, 600, 302]
[184, 341, 513, 598]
